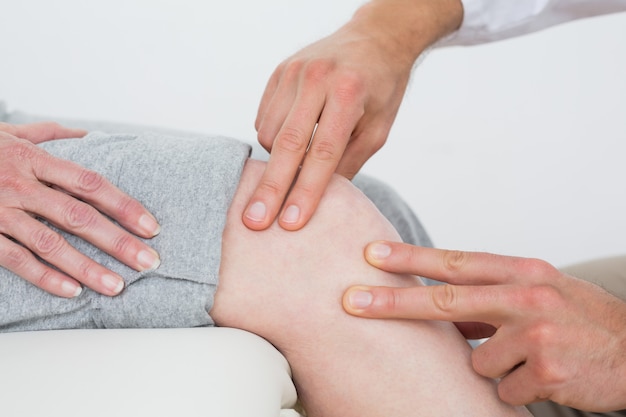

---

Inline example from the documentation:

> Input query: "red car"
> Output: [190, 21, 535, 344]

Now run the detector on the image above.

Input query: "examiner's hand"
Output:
[343, 242, 626, 412]
[0, 122, 161, 298]
[244, 19, 415, 231]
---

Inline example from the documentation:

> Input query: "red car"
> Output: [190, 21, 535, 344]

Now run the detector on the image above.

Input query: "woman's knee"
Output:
[211, 159, 419, 343]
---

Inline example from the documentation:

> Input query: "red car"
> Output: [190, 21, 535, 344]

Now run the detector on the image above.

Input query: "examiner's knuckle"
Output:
[471, 349, 489, 376]
[368, 134, 387, 154]
[303, 59, 334, 84]
[256, 128, 274, 149]
[517, 257, 557, 277]
[334, 71, 365, 104]
[441, 249, 470, 274]
[282, 59, 306, 81]
[291, 180, 317, 200]
[308, 138, 339, 163]
[526, 320, 558, 348]
[256, 178, 285, 199]
[535, 364, 568, 389]
[431, 285, 458, 313]
[276, 126, 310, 154]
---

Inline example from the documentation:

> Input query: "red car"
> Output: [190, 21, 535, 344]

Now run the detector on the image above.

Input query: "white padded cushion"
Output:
[0, 328, 302, 417]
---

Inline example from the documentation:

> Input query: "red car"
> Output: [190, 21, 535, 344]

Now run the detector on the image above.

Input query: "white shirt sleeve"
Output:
[440, 0, 626, 46]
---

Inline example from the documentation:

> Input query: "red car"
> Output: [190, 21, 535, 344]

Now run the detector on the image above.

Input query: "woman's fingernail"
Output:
[368, 242, 392, 260]
[282, 205, 300, 224]
[348, 289, 373, 309]
[137, 249, 161, 271]
[139, 214, 161, 237]
[102, 274, 125, 295]
[245, 201, 267, 222]
[62, 281, 83, 298]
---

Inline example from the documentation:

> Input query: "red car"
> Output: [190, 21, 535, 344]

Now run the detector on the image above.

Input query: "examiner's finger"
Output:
[364, 241, 529, 285]
[255, 71, 302, 151]
[277, 90, 364, 230]
[255, 66, 283, 135]
[342, 284, 511, 325]
[335, 128, 387, 180]
[244, 86, 324, 231]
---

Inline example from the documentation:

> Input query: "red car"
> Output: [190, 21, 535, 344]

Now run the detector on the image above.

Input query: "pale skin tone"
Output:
[214, 159, 530, 417]
[343, 242, 626, 412]
[244, 0, 464, 231]
[0, 122, 161, 298]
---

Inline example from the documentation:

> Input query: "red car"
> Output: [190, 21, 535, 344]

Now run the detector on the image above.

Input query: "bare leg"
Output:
[212, 159, 530, 417]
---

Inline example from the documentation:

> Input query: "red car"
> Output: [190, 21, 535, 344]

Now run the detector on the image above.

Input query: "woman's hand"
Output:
[0, 122, 161, 298]
[344, 241, 626, 412]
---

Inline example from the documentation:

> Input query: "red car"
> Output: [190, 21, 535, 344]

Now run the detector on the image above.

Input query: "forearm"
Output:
[348, 0, 464, 65]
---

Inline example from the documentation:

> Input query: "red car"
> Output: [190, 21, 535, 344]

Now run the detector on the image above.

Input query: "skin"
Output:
[244, 0, 464, 231]
[343, 241, 626, 412]
[0, 122, 161, 298]
[214, 160, 530, 417]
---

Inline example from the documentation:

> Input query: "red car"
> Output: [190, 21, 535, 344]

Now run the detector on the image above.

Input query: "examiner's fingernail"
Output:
[102, 274, 125, 295]
[348, 289, 373, 309]
[245, 201, 267, 222]
[62, 281, 83, 298]
[282, 205, 300, 224]
[368, 242, 391, 260]
[139, 214, 161, 237]
[137, 249, 161, 271]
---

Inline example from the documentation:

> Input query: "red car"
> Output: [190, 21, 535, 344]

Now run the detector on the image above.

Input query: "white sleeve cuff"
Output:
[439, 0, 626, 46]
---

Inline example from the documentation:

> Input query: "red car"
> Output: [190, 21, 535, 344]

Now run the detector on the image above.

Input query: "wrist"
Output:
[349, 0, 463, 65]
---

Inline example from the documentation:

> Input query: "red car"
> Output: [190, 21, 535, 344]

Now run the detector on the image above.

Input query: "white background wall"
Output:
[1, 1, 624, 267]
